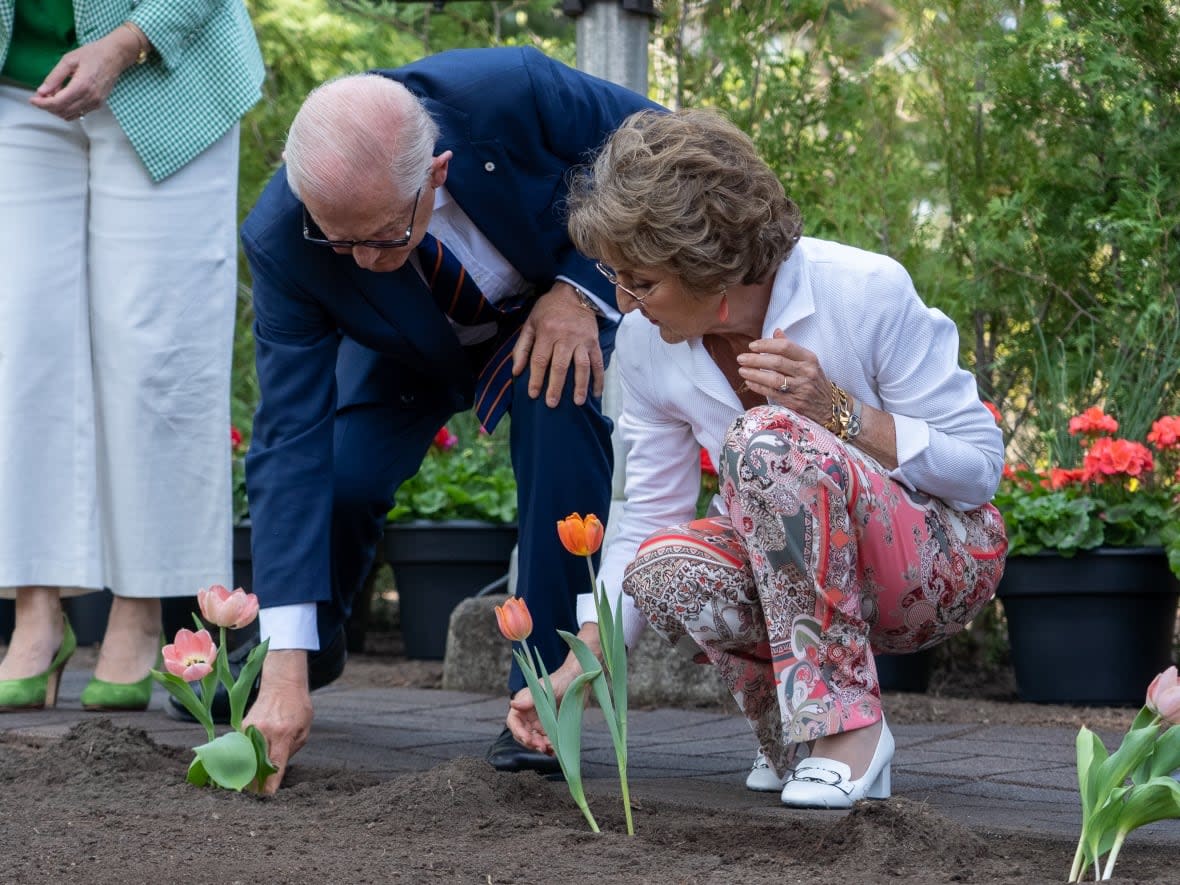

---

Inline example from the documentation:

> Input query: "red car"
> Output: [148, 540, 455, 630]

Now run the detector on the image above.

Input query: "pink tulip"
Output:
[162, 628, 218, 682]
[1146, 666, 1180, 725]
[197, 583, 260, 629]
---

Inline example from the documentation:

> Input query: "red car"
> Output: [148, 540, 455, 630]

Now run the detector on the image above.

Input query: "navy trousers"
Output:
[327, 334, 614, 694]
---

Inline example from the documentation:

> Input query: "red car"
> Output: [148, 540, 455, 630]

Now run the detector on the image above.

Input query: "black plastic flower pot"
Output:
[875, 649, 934, 693]
[384, 520, 518, 660]
[997, 548, 1180, 705]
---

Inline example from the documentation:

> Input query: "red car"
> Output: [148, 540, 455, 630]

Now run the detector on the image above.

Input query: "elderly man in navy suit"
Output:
[230, 47, 658, 791]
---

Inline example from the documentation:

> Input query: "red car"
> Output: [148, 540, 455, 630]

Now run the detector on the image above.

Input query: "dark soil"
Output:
[0, 718, 1171, 884]
[0, 623, 1173, 884]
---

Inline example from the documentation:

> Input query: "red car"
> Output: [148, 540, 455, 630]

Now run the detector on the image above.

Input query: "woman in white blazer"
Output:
[508, 108, 1008, 810]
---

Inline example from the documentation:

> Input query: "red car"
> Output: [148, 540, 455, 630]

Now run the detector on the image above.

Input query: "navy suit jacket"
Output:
[240, 46, 659, 609]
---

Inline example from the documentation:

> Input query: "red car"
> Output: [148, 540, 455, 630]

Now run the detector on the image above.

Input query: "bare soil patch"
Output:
[0, 719, 1172, 884]
[3, 630, 1168, 884]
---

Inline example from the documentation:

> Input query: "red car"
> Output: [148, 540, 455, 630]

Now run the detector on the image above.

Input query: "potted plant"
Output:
[384, 413, 518, 659]
[993, 406, 1180, 704]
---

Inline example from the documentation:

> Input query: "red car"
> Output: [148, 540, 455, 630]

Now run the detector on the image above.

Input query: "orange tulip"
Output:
[495, 596, 533, 642]
[556, 513, 604, 557]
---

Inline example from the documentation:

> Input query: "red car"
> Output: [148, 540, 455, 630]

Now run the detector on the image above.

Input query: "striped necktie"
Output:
[416, 232, 526, 432]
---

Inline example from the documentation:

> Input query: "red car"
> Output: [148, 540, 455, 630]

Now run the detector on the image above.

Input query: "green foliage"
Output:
[386, 411, 517, 524]
[896, 0, 1180, 445]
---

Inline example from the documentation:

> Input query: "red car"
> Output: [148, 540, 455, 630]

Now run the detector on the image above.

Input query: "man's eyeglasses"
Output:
[303, 187, 422, 250]
[595, 261, 662, 303]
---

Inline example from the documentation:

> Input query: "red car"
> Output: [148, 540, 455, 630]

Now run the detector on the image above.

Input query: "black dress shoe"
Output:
[486, 726, 562, 774]
[166, 626, 348, 725]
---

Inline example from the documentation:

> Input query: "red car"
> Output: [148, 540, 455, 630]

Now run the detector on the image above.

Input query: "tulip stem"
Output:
[1068, 838, 1086, 882]
[1100, 834, 1126, 881]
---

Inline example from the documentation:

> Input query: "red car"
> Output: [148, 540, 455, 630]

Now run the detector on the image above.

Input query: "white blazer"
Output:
[585, 237, 1005, 643]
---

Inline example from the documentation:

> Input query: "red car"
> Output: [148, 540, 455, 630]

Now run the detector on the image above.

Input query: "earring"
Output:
[717, 289, 730, 323]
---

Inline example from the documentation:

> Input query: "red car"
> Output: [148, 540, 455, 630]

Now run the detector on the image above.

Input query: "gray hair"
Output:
[285, 73, 440, 205]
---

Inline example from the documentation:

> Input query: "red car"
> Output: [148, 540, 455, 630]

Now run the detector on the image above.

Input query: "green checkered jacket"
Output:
[0, 0, 265, 181]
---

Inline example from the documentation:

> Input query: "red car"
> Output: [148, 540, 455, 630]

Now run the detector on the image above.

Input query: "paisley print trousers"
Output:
[623, 407, 1007, 776]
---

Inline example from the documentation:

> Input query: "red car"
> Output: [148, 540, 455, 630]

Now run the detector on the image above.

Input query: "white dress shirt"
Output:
[582, 237, 1006, 646]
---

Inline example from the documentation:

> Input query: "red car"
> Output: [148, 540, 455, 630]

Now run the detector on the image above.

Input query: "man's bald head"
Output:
[285, 74, 440, 207]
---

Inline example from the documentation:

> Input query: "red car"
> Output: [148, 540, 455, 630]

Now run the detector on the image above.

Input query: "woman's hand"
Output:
[736, 328, 899, 468]
[505, 623, 602, 753]
[30, 24, 147, 121]
[736, 329, 832, 425]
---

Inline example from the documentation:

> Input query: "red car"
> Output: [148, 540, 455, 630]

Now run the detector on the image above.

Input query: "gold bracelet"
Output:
[825, 381, 855, 439]
[122, 22, 149, 65]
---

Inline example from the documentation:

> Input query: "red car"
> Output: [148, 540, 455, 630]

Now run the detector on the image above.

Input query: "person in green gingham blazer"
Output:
[0, 2, 263, 716]
[0, 0, 264, 180]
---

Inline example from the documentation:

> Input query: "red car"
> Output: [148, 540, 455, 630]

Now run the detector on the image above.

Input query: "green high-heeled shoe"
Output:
[0, 617, 77, 711]
[81, 638, 163, 712]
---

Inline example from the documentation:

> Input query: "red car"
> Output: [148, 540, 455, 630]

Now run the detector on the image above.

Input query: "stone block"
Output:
[442, 593, 732, 709]
[442, 594, 513, 693]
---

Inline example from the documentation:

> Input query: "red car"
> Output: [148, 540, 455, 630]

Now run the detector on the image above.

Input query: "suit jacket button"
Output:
[399, 392, 415, 405]
[484, 161, 496, 172]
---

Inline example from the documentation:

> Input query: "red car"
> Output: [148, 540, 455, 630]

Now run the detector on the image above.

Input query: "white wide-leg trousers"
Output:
[0, 85, 235, 599]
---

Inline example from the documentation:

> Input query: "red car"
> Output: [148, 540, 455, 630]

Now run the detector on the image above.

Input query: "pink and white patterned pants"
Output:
[623, 407, 1007, 776]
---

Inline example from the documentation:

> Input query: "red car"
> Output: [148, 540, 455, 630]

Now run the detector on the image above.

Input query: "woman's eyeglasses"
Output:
[595, 261, 662, 303]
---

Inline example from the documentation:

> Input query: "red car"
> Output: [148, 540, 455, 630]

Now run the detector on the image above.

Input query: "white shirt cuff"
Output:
[259, 604, 320, 651]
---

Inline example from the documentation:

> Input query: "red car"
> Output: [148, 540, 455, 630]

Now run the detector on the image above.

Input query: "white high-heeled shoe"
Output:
[745, 750, 791, 792]
[780, 719, 895, 809]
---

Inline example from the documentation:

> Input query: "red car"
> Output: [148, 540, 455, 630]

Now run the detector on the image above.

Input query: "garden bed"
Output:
[2, 636, 1169, 883]
[0, 717, 1173, 884]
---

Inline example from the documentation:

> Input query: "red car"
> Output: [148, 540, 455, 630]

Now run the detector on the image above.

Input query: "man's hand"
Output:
[243, 649, 314, 795]
[506, 623, 601, 752]
[511, 282, 605, 408]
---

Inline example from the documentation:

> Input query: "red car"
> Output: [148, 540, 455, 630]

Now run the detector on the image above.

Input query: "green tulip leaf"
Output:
[246, 724, 279, 787]
[186, 756, 210, 788]
[1096, 724, 1160, 800]
[152, 669, 215, 739]
[1147, 725, 1180, 780]
[193, 731, 260, 792]
[1076, 727, 1106, 816]
[1115, 778, 1180, 834]
[555, 669, 601, 787]
[559, 631, 619, 746]
[513, 649, 561, 747]
[595, 581, 629, 729]
[1129, 705, 1157, 733]
[229, 637, 270, 730]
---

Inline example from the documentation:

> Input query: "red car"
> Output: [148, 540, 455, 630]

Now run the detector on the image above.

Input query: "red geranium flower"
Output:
[1082, 437, 1154, 480]
[1147, 416, 1180, 451]
[1068, 407, 1119, 438]
[1043, 468, 1088, 491]
[230, 425, 243, 451]
[983, 400, 1003, 425]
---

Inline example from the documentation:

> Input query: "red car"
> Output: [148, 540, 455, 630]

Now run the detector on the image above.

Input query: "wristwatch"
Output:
[845, 396, 864, 441]
[570, 284, 605, 317]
